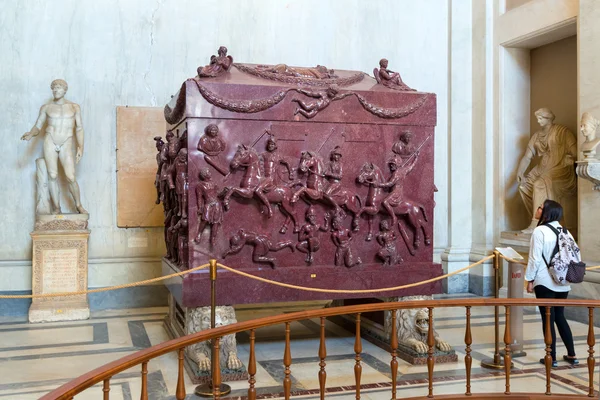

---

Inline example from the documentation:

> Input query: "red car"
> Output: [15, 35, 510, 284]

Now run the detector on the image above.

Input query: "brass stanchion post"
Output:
[195, 260, 231, 397]
[481, 251, 512, 369]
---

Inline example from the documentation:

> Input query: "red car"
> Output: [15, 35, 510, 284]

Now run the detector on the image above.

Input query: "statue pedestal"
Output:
[28, 214, 90, 323]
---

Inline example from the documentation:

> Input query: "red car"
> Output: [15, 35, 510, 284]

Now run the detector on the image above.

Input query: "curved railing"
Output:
[41, 297, 599, 400]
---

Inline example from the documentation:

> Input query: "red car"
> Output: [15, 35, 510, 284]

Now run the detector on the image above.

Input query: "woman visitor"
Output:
[525, 199, 578, 367]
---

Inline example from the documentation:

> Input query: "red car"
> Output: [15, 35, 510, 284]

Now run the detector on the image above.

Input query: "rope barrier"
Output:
[216, 255, 495, 294]
[0, 263, 211, 299]
[5, 251, 597, 300]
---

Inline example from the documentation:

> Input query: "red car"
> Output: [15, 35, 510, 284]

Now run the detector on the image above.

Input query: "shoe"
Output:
[540, 358, 558, 368]
[563, 355, 579, 365]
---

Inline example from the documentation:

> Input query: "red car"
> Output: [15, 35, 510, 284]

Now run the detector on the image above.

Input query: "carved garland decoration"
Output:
[233, 63, 365, 87]
[32, 239, 88, 303]
[193, 80, 292, 113]
[354, 93, 429, 119]
[192, 80, 429, 119]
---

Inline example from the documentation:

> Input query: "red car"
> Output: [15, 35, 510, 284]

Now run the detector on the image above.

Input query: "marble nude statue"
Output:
[581, 111, 600, 160]
[516, 108, 577, 231]
[21, 79, 87, 215]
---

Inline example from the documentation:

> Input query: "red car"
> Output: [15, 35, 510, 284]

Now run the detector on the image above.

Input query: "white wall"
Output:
[0, 0, 451, 292]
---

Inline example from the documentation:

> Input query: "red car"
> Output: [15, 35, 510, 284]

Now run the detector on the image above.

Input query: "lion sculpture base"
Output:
[384, 295, 458, 365]
[184, 305, 248, 383]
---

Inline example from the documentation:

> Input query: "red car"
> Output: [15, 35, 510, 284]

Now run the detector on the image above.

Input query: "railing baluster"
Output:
[503, 306, 512, 395]
[390, 310, 398, 400]
[318, 317, 327, 400]
[284, 322, 292, 400]
[176, 348, 185, 400]
[103, 379, 110, 400]
[213, 337, 222, 400]
[248, 329, 257, 400]
[464, 306, 472, 396]
[427, 307, 435, 398]
[140, 361, 148, 400]
[544, 306, 552, 395]
[354, 313, 362, 400]
[587, 307, 595, 397]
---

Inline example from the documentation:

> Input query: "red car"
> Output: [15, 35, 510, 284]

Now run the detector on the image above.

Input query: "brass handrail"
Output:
[41, 297, 600, 400]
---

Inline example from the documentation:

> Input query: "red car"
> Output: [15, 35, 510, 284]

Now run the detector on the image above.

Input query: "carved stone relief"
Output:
[185, 306, 243, 372]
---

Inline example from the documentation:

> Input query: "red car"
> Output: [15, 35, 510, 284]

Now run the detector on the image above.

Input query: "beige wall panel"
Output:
[530, 36, 577, 135]
[116, 107, 165, 227]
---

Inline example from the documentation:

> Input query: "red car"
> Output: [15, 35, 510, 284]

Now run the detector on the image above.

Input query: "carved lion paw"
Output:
[198, 354, 211, 372]
[412, 341, 429, 354]
[227, 352, 243, 370]
[436, 340, 452, 352]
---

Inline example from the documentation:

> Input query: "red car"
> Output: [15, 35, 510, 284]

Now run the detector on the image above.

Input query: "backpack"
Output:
[542, 224, 586, 285]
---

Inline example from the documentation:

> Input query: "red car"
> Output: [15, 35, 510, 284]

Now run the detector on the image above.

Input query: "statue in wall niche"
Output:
[153, 136, 165, 204]
[21, 79, 87, 215]
[197, 46, 233, 78]
[516, 108, 577, 231]
[328, 210, 362, 268]
[292, 85, 353, 119]
[373, 58, 415, 92]
[376, 219, 402, 266]
[186, 306, 243, 372]
[296, 206, 328, 264]
[355, 157, 430, 254]
[257, 64, 336, 79]
[168, 148, 189, 218]
[194, 168, 224, 248]
[392, 131, 415, 159]
[223, 144, 301, 234]
[197, 124, 228, 176]
[222, 229, 294, 269]
[581, 112, 600, 160]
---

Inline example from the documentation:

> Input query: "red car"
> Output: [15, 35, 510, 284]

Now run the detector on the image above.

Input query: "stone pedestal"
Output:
[28, 214, 90, 323]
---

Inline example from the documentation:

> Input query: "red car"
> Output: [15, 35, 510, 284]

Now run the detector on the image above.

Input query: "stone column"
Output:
[442, 0, 474, 293]
[578, 0, 600, 263]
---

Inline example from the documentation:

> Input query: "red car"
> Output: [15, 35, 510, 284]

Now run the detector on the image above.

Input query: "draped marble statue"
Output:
[516, 108, 577, 231]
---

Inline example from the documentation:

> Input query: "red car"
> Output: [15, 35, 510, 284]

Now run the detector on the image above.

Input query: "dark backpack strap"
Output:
[542, 223, 561, 267]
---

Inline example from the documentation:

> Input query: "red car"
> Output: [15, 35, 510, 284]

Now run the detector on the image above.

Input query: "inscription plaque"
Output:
[42, 249, 79, 293]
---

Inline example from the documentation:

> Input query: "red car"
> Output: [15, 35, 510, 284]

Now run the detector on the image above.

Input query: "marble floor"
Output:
[0, 300, 598, 400]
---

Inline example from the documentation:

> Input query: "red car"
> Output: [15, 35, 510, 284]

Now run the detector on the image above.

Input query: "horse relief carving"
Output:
[223, 144, 301, 234]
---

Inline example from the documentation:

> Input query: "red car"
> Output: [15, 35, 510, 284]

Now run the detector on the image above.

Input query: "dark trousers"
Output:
[534, 285, 576, 361]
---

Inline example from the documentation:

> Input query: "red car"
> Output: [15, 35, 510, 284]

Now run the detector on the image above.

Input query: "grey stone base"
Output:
[0, 285, 168, 317]
[442, 273, 469, 294]
[469, 274, 495, 297]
